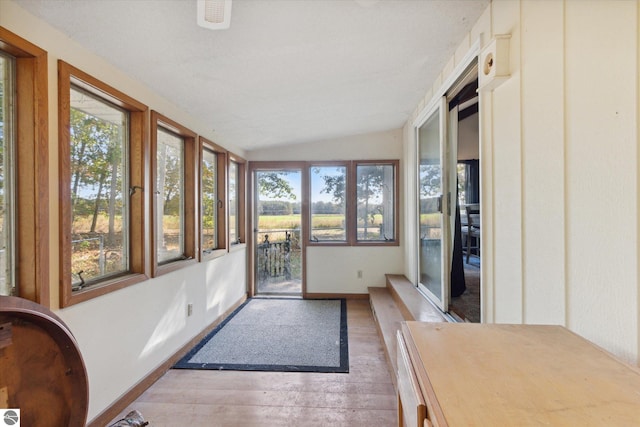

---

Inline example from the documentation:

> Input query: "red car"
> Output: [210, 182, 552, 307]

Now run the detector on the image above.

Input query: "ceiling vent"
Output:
[197, 0, 232, 30]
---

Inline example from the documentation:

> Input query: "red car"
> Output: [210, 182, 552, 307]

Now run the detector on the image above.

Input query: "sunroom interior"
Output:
[2, 0, 640, 425]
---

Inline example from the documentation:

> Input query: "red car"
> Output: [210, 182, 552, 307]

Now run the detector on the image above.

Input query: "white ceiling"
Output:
[16, 0, 488, 151]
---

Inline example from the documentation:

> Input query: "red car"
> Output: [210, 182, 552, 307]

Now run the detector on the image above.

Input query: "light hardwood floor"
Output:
[110, 299, 397, 426]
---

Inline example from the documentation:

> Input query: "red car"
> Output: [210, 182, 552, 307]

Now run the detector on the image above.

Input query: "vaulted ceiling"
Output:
[16, 0, 488, 151]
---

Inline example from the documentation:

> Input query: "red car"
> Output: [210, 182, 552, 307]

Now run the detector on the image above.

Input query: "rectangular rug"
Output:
[174, 298, 349, 373]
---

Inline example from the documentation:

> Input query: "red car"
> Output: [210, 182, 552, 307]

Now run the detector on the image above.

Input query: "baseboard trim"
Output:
[87, 293, 248, 427]
[305, 293, 369, 300]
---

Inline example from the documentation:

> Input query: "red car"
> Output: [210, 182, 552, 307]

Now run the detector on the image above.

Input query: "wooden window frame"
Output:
[307, 160, 400, 247]
[199, 136, 227, 260]
[228, 153, 246, 249]
[150, 111, 197, 276]
[307, 161, 350, 246]
[58, 60, 149, 307]
[0, 27, 49, 305]
[352, 159, 399, 246]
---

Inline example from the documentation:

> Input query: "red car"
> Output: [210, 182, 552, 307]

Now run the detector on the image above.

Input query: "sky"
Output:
[257, 167, 344, 203]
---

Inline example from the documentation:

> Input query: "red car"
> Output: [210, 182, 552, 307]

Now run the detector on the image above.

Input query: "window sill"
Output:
[306, 240, 400, 247]
[306, 241, 350, 247]
[202, 248, 228, 262]
[229, 243, 247, 253]
[355, 240, 400, 247]
[62, 272, 149, 308]
[153, 257, 198, 278]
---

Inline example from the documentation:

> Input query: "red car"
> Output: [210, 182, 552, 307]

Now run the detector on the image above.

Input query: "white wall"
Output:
[306, 246, 403, 293]
[248, 128, 402, 161]
[1, 1, 248, 420]
[250, 129, 405, 293]
[457, 113, 479, 160]
[59, 251, 247, 418]
[404, 0, 640, 365]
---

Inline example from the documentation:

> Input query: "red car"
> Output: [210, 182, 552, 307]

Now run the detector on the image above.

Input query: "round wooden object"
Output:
[0, 296, 89, 427]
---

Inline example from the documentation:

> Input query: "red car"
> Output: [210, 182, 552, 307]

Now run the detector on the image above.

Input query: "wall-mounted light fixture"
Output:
[197, 0, 232, 30]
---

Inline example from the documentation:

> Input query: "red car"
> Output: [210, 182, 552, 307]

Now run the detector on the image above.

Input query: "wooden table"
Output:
[397, 322, 640, 426]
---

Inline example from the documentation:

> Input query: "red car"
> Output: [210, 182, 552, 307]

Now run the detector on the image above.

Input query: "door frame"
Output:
[412, 39, 484, 320]
[247, 161, 308, 298]
[447, 61, 482, 322]
[416, 96, 451, 312]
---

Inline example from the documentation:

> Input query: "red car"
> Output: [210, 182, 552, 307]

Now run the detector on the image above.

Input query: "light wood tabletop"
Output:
[402, 322, 640, 426]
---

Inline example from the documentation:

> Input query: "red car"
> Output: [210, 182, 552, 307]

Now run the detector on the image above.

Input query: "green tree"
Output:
[0, 69, 5, 220]
[419, 163, 441, 197]
[316, 168, 345, 205]
[258, 171, 296, 200]
[356, 165, 387, 238]
[315, 166, 391, 239]
[70, 109, 123, 242]
[260, 200, 293, 216]
[201, 153, 216, 231]
[162, 150, 182, 215]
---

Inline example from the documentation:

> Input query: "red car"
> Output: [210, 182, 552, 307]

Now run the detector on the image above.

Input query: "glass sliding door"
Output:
[417, 97, 450, 311]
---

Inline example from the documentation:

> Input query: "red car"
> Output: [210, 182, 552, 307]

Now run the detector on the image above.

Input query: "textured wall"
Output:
[404, 0, 640, 364]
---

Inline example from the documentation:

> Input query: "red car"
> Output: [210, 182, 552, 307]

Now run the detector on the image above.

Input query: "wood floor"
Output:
[110, 299, 397, 426]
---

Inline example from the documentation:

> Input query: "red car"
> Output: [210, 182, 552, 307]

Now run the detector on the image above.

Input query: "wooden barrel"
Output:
[0, 296, 88, 426]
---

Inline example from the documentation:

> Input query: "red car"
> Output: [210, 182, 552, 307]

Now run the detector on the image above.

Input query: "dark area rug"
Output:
[174, 298, 349, 373]
[449, 256, 480, 322]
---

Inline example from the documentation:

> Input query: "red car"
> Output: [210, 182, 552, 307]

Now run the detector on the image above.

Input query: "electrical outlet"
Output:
[187, 303, 193, 317]
[357, 270, 363, 279]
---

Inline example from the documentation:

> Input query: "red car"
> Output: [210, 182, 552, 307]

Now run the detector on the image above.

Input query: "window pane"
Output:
[310, 166, 346, 241]
[229, 161, 238, 244]
[356, 164, 395, 241]
[156, 128, 184, 263]
[457, 163, 467, 206]
[69, 86, 129, 289]
[202, 148, 217, 252]
[0, 53, 15, 296]
[418, 110, 443, 298]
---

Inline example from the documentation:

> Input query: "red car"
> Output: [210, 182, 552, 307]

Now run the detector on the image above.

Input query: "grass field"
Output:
[70, 211, 408, 285]
[71, 214, 181, 285]
[258, 213, 391, 228]
[258, 213, 346, 229]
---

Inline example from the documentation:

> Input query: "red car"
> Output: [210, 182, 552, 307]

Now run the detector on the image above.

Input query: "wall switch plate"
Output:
[187, 303, 193, 317]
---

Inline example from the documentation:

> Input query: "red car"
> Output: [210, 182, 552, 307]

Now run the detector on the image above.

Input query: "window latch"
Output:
[72, 270, 85, 291]
[129, 186, 144, 196]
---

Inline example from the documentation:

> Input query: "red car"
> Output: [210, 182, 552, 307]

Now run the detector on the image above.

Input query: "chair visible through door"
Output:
[464, 204, 480, 263]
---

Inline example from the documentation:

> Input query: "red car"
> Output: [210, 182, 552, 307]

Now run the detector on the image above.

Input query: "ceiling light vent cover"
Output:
[197, 0, 232, 30]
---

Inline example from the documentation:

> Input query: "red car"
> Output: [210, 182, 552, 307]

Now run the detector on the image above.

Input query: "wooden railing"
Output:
[257, 232, 292, 280]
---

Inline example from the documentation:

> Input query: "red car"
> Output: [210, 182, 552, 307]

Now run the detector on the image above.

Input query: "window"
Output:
[200, 137, 226, 259]
[156, 128, 185, 263]
[0, 52, 15, 297]
[229, 160, 238, 244]
[457, 163, 467, 205]
[151, 111, 197, 275]
[0, 27, 48, 304]
[355, 161, 397, 242]
[307, 160, 398, 246]
[310, 164, 347, 242]
[59, 60, 148, 306]
[457, 160, 479, 206]
[69, 87, 129, 284]
[228, 154, 246, 246]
